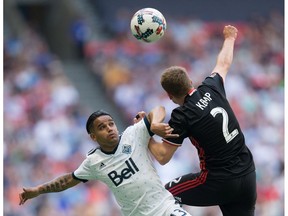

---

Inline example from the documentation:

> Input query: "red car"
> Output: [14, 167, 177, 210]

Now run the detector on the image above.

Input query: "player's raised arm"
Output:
[19, 173, 81, 205]
[212, 25, 238, 82]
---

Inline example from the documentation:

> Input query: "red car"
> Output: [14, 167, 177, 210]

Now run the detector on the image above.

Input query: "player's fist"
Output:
[133, 111, 146, 124]
[223, 25, 238, 40]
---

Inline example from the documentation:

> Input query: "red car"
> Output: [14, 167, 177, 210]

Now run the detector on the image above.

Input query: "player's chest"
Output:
[93, 144, 143, 185]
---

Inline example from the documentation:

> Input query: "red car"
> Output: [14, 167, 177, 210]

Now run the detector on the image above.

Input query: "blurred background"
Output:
[3, 0, 284, 215]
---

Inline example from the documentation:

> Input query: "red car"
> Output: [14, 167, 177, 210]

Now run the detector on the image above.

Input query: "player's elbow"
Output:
[154, 153, 172, 165]
[158, 144, 178, 165]
[158, 157, 170, 165]
[155, 157, 169, 165]
[149, 141, 177, 165]
[153, 155, 167, 165]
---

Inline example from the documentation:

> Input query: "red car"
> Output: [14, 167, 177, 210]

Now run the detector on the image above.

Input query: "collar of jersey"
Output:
[188, 88, 196, 96]
[184, 88, 197, 103]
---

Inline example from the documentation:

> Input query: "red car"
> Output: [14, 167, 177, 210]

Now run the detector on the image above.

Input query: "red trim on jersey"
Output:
[162, 139, 182, 147]
[190, 137, 207, 171]
[188, 88, 196, 96]
[168, 171, 208, 196]
[167, 136, 208, 196]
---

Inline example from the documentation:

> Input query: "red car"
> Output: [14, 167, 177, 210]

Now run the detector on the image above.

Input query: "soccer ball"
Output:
[130, 8, 167, 43]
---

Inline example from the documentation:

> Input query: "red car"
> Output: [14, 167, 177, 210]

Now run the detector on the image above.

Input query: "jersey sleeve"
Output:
[203, 73, 226, 97]
[143, 116, 154, 136]
[163, 108, 187, 146]
[131, 116, 153, 147]
[133, 116, 154, 136]
[72, 157, 93, 182]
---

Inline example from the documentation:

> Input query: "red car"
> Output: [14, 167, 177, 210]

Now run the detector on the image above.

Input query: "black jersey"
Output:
[165, 73, 255, 179]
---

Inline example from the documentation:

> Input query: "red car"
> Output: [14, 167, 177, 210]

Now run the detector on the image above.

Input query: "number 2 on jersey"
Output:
[210, 107, 239, 143]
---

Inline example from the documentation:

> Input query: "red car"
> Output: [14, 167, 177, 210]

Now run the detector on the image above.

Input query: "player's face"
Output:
[90, 115, 119, 152]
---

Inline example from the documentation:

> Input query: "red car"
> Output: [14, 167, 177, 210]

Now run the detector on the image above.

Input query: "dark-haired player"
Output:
[19, 106, 192, 216]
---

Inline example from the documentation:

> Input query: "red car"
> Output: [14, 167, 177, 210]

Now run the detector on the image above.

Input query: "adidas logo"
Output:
[100, 162, 106, 169]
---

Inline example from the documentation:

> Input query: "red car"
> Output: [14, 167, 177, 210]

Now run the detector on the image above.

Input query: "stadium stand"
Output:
[4, 0, 284, 215]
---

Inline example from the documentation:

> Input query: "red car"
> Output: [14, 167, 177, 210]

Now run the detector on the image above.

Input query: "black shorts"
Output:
[165, 171, 257, 216]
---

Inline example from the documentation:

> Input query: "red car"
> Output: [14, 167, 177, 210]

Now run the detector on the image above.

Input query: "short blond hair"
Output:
[160, 66, 192, 97]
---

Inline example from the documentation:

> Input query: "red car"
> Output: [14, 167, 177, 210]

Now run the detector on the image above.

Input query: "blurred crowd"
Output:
[4, 10, 284, 216]
[3, 26, 120, 216]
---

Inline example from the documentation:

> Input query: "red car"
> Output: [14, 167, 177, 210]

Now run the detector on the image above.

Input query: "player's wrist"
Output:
[225, 37, 236, 41]
[150, 123, 157, 134]
[150, 122, 160, 133]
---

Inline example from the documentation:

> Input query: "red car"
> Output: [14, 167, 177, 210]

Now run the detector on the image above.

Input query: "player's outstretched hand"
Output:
[19, 187, 40, 205]
[151, 122, 179, 138]
[223, 25, 238, 40]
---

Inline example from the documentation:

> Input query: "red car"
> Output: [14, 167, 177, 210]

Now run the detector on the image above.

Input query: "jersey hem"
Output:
[72, 172, 88, 183]
[162, 139, 182, 146]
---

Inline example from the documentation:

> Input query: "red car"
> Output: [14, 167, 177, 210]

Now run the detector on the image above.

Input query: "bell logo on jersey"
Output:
[108, 158, 139, 186]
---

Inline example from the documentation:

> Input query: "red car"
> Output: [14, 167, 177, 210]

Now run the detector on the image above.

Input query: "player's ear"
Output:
[90, 133, 97, 142]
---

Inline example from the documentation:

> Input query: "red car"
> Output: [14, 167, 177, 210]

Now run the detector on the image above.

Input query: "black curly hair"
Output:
[86, 110, 112, 134]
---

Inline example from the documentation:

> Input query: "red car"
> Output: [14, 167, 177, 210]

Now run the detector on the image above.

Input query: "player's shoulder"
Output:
[86, 147, 101, 156]
[198, 73, 226, 95]
[203, 72, 224, 86]
[121, 119, 151, 144]
[170, 106, 187, 121]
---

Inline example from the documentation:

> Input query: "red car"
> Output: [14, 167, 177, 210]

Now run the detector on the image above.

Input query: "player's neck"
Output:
[101, 144, 119, 154]
[100, 136, 121, 154]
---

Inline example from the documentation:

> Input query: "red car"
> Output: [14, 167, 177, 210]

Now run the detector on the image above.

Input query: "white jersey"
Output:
[73, 117, 191, 216]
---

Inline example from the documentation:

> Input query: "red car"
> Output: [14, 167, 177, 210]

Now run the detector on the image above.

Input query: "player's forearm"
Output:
[148, 106, 179, 138]
[212, 25, 238, 81]
[19, 173, 80, 205]
[38, 173, 79, 194]
[149, 138, 178, 165]
[148, 106, 166, 124]
[215, 38, 235, 74]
